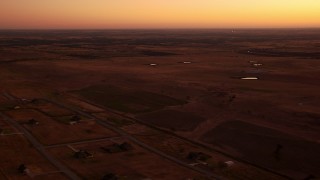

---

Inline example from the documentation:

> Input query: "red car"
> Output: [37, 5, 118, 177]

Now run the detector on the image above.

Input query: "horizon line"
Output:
[0, 27, 320, 31]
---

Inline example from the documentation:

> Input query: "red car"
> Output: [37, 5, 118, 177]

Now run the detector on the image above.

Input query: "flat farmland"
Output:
[25, 100, 74, 117]
[135, 133, 284, 180]
[201, 121, 320, 178]
[0, 117, 17, 135]
[0, 29, 319, 179]
[75, 85, 186, 114]
[0, 95, 7, 103]
[137, 109, 206, 131]
[48, 139, 203, 180]
[0, 135, 58, 179]
[4, 109, 118, 145]
[62, 97, 105, 113]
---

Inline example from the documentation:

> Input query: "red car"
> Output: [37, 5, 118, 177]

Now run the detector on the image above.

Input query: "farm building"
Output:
[74, 150, 93, 159]
[187, 152, 211, 162]
[28, 119, 39, 126]
[101, 142, 133, 153]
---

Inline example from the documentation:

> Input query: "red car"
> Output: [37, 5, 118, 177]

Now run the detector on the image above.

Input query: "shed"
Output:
[28, 119, 39, 126]
[74, 150, 93, 159]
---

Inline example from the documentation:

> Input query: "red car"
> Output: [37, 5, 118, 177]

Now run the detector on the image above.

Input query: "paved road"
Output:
[2, 91, 16, 101]
[3, 92, 221, 179]
[70, 96, 292, 179]
[45, 99, 221, 179]
[0, 113, 81, 180]
[3, 92, 290, 179]
[45, 136, 122, 148]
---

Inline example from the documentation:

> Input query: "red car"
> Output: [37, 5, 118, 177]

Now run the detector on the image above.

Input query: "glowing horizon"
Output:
[0, 0, 319, 29]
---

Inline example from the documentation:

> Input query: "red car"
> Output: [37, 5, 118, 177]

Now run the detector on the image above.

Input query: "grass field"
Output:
[201, 121, 320, 178]
[75, 85, 186, 113]
[137, 109, 206, 131]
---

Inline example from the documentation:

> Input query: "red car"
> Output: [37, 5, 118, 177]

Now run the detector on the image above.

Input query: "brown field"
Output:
[48, 139, 202, 179]
[137, 109, 206, 131]
[121, 123, 159, 136]
[33, 173, 69, 180]
[201, 121, 320, 178]
[0, 117, 17, 134]
[75, 85, 186, 113]
[135, 133, 284, 180]
[0, 96, 7, 103]
[62, 97, 105, 113]
[4, 109, 118, 145]
[25, 100, 74, 117]
[0, 29, 320, 179]
[0, 135, 58, 179]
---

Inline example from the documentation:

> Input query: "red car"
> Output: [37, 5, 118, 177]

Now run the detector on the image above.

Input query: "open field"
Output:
[25, 99, 74, 117]
[0, 133, 60, 179]
[48, 139, 203, 179]
[137, 109, 206, 131]
[202, 120, 320, 178]
[4, 109, 118, 145]
[75, 85, 186, 113]
[0, 29, 320, 179]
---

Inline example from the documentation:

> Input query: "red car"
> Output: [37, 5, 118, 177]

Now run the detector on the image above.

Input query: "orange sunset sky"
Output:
[0, 0, 319, 29]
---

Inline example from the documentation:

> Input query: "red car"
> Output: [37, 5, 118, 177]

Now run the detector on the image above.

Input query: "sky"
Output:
[0, 0, 319, 29]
